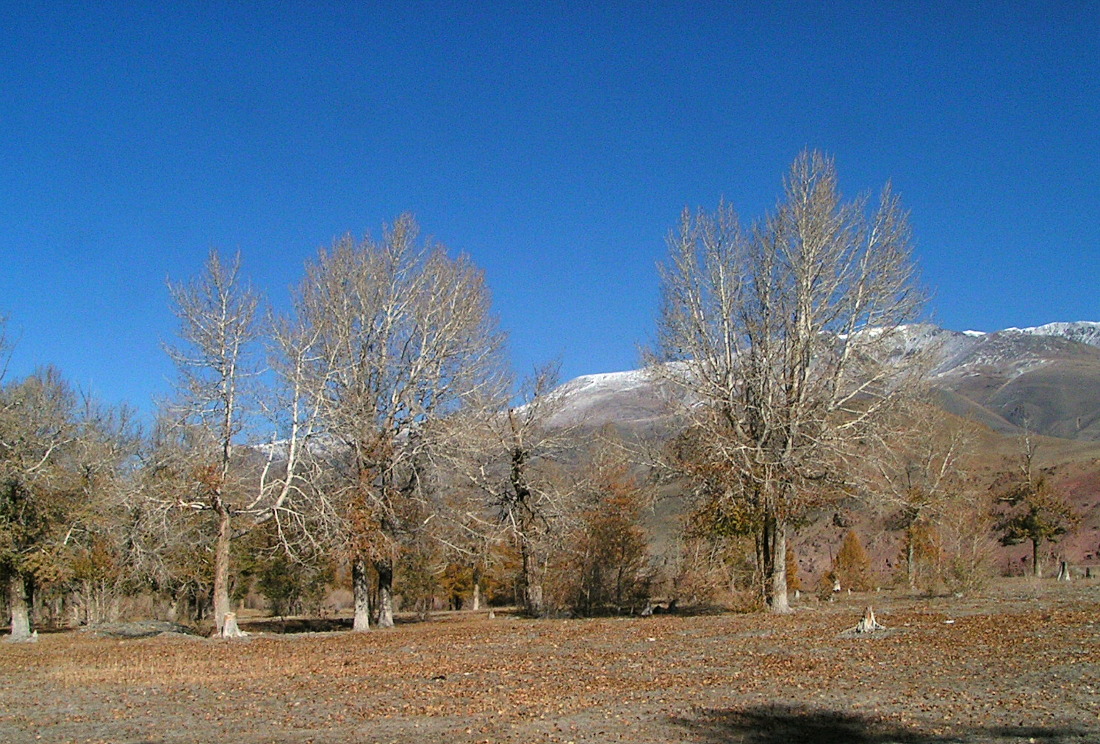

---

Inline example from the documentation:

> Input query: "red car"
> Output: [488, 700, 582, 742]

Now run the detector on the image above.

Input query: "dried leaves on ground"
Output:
[1, 579, 1097, 743]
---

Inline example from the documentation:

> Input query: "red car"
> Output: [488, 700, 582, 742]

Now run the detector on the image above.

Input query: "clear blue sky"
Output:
[1, 2, 1097, 416]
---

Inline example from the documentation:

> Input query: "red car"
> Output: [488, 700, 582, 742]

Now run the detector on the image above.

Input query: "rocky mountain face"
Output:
[909, 322, 1100, 440]
[552, 321, 1100, 442]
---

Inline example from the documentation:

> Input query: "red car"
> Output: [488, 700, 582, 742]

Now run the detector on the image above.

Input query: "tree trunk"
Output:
[352, 556, 371, 631]
[520, 542, 544, 616]
[375, 558, 395, 628]
[212, 503, 232, 634]
[7, 573, 33, 642]
[220, 611, 246, 638]
[763, 514, 791, 614]
[1057, 561, 1071, 581]
[1032, 538, 1042, 578]
[852, 606, 885, 633]
[906, 531, 916, 592]
[471, 567, 481, 612]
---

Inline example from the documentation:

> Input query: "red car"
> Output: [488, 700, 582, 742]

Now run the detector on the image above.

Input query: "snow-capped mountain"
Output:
[546, 369, 680, 432]
[550, 322, 1100, 441]
[1002, 321, 1100, 348]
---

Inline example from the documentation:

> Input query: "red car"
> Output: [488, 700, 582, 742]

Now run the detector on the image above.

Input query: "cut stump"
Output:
[840, 606, 887, 637]
[854, 606, 885, 633]
[220, 612, 248, 638]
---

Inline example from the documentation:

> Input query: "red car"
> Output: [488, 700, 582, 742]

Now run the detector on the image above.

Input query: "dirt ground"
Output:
[2, 579, 1098, 744]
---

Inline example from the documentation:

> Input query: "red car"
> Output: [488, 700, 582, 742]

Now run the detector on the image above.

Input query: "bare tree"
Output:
[0, 367, 79, 640]
[0, 315, 10, 384]
[62, 396, 143, 626]
[441, 364, 580, 616]
[292, 214, 503, 629]
[650, 151, 925, 613]
[135, 411, 219, 623]
[874, 402, 977, 591]
[251, 312, 333, 557]
[164, 250, 262, 636]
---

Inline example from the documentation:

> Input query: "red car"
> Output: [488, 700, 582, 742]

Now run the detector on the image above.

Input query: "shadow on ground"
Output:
[239, 617, 353, 633]
[670, 705, 1092, 744]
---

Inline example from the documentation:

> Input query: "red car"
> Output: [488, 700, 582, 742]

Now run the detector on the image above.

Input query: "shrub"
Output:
[832, 530, 873, 591]
[785, 543, 802, 593]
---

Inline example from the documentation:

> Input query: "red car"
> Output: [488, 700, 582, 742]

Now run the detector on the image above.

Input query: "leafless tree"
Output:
[164, 250, 262, 636]
[650, 151, 925, 613]
[61, 396, 143, 626]
[0, 367, 80, 640]
[251, 312, 333, 556]
[873, 402, 977, 591]
[440, 364, 579, 616]
[0, 315, 10, 384]
[291, 214, 504, 629]
[134, 411, 219, 622]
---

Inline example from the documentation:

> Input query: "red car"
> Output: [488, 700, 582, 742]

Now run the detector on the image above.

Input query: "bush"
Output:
[549, 455, 654, 616]
[938, 497, 997, 594]
[785, 543, 802, 593]
[832, 530, 873, 591]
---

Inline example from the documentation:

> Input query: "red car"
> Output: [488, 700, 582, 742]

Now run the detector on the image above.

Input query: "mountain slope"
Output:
[549, 321, 1100, 571]
[551, 321, 1100, 443]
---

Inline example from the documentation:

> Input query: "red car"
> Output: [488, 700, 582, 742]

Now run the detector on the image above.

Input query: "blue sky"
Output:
[1, 2, 1097, 416]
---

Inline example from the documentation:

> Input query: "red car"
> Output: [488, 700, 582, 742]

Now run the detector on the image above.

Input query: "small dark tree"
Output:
[998, 479, 1077, 578]
[997, 477, 1078, 578]
[257, 552, 304, 619]
[996, 436, 1079, 578]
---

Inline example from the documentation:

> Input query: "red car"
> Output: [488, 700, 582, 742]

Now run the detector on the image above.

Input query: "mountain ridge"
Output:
[551, 321, 1100, 441]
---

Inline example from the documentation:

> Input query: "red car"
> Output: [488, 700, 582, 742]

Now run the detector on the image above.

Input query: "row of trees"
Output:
[1, 216, 659, 639]
[147, 218, 660, 633]
[3, 151, 1080, 639]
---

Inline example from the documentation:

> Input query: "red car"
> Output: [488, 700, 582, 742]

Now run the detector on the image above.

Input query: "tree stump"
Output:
[220, 612, 247, 638]
[853, 606, 885, 633]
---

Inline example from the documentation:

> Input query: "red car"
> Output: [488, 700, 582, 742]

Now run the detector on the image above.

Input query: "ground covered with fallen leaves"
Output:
[2, 579, 1097, 743]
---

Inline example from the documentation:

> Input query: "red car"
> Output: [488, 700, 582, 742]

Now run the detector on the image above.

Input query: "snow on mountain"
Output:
[930, 322, 1100, 380]
[548, 321, 1100, 440]
[1002, 321, 1100, 348]
[556, 370, 652, 397]
[548, 369, 676, 429]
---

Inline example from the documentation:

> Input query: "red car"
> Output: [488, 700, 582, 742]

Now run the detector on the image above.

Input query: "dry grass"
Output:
[2, 578, 1098, 743]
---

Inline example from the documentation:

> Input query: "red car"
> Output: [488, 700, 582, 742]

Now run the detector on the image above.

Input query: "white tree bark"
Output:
[375, 559, 395, 628]
[352, 558, 371, 632]
[165, 250, 261, 635]
[220, 611, 246, 638]
[651, 151, 925, 614]
[1057, 561, 1071, 581]
[291, 215, 505, 625]
[7, 573, 33, 642]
